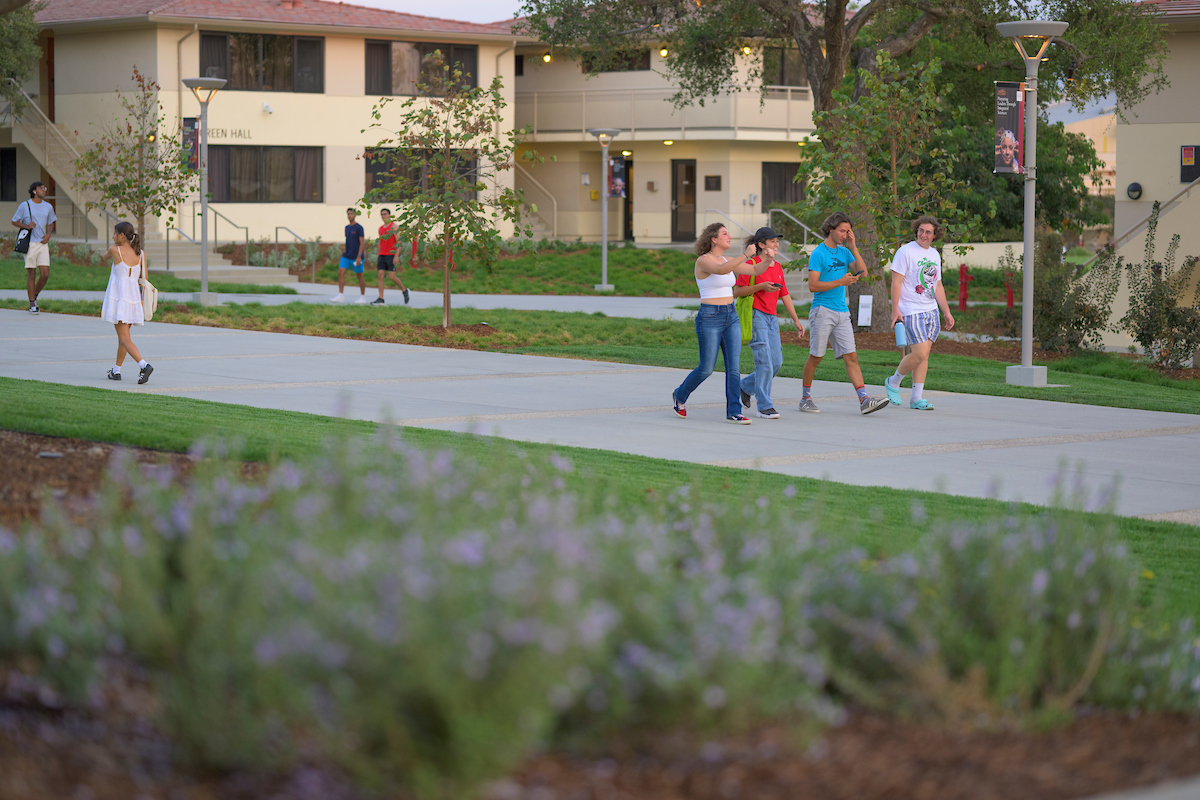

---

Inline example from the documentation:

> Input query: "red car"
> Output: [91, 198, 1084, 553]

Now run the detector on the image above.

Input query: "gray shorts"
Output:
[809, 306, 856, 359]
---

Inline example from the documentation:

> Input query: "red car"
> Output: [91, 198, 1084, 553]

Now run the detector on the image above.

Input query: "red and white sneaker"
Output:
[726, 414, 752, 425]
[672, 390, 686, 418]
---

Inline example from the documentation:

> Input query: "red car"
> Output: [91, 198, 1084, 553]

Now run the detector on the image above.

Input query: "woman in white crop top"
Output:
[672, 223, 770, 424]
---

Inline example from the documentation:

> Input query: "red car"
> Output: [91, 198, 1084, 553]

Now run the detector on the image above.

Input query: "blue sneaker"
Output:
[885, 376, 902, 406]
[910, 398, 935, 411]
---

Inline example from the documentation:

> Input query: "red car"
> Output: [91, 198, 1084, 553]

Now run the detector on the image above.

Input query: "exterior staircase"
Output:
[141, 240, 298, 285]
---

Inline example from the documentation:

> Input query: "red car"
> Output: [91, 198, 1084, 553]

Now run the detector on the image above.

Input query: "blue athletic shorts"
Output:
[902, 310, 941, 344]
[339, 256, 364, 274]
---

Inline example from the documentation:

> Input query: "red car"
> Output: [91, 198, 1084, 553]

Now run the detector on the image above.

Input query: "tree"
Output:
[796, 54, 981, 329]
[363, 53, 534, 328]
[74, 68, 198, 245]
[0, 3, 42, 115]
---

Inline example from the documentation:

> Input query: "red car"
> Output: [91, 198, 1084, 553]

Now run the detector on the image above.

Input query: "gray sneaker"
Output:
[860, 395, 889, 415]
[798, 397, 820, 413]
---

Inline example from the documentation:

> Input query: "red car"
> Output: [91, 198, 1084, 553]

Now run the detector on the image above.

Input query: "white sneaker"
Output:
[354, 295, 368, 305]
[331, 293, 345, 303]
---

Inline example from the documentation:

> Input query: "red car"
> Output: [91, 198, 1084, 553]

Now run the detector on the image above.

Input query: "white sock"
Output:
[912, 383, 924, 402]
[138, 359, 147, 369]
[887, 371, 903, 389]
[112, 364, 121, 373]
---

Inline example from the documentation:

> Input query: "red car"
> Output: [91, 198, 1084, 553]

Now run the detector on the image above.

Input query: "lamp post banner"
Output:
[609, 156, 626, 198]
[994, 81, 1024, 175]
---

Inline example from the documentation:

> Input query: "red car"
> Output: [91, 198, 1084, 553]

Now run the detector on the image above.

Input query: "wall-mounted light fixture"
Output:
[1127, 182, 1143, 200]
[663, 140, 674, 145]
[621, 150, 632, 156]
[659, 47, 669, 57]
[742, 46, 752, 55]
[542, 52, 552, 63]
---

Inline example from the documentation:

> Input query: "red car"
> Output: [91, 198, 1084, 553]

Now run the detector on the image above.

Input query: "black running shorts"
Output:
[376, 255, 396, 272]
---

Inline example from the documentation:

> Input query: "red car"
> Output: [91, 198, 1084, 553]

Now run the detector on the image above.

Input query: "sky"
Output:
[361, 0, 524, 24]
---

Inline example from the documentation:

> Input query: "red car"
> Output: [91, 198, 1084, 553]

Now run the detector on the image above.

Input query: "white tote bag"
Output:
[139, 253, 158, 320]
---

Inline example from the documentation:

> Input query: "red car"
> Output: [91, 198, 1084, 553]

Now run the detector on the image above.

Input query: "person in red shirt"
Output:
[371, 208, 410, 305]
[734, 226, 806, 419]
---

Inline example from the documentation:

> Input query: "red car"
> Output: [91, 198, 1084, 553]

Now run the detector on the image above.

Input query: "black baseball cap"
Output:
[753, 226, 780, 241]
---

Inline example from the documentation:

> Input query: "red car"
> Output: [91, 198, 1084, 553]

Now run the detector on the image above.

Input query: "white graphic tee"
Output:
[891, 240, 941, 316]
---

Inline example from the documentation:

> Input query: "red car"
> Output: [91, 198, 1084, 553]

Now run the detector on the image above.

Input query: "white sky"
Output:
[361, 0, 526, 24]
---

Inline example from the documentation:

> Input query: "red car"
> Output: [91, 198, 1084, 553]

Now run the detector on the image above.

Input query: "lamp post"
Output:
[182, 76, 227, 306]
[996, 20, 1068, 387]
[588, 128, 621, 292]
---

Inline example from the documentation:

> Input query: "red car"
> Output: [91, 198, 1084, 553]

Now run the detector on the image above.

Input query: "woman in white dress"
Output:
[101, 221, 153, 384]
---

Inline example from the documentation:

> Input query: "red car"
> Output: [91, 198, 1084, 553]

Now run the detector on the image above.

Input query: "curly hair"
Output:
[911, 215, 944, 240]
[694, 222, 726, 256]
[820, 212, 853, 238]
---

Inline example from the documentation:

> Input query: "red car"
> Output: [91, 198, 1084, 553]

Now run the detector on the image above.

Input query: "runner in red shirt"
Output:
[371, 208, 410, 305]
[734, 227, 806, 418]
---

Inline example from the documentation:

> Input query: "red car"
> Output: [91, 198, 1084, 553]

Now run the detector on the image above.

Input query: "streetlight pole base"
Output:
[192, 291, 220, 307]
[1005, 364, 1048, 386]
[593, 284, 615, 292]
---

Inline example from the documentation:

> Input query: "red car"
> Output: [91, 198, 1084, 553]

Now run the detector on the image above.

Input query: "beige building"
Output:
[1, 0, 820, 252]
[4, 0, 521, 245]
[1064, 113, 1116, 196]
[1103, 0, 1200, 349]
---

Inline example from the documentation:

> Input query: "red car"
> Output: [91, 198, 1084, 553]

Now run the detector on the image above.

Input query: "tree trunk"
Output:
[442, 231, 452, 328]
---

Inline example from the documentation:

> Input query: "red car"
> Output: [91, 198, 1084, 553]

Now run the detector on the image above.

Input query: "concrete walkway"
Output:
[2, 308, 1198, 522]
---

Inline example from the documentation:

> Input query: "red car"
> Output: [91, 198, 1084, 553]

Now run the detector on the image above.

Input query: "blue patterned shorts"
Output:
[902, 310, 941, 344]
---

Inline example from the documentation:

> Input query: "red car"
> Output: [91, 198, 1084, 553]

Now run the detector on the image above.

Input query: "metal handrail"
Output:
[768, 207, 821, 245]
[1083, 175, 1200, 267]
[514, 163, 558, 239]
[81, 203, 121, 245]
[275, 225, 306, 272]
[702, 209, 755, 238]
[192, 200, 250, 264]
[164, 226, 197, 272]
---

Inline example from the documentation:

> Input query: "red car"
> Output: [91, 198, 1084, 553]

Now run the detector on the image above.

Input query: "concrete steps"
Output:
[142, 240, 298, 285]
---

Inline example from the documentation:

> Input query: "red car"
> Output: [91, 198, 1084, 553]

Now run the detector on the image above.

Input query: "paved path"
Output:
[2, 309, 1198, 522]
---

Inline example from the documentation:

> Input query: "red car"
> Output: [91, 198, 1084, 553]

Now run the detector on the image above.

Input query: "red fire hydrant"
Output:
[957, 264, 973, 312]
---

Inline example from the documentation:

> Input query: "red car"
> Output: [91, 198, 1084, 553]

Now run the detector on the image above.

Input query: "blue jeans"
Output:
[675, 303, 742, 418]
[741, 310, 782, 409]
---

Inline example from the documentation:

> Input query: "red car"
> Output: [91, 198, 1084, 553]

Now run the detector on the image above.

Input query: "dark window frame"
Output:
[0, 148, 16, 202]
[365, 147, 478, 202]
[761, 162, 803, 206]
[364, 40, 479, 97]
[200, 32, 324, 93]
[581, 49, 651, 73]
[763, 47, 807, 87]
[209, 145, 325, 203]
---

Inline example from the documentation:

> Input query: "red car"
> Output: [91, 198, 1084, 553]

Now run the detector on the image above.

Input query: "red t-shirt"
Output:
[735, 259, 789, 314]
[378, 223, 398, 256]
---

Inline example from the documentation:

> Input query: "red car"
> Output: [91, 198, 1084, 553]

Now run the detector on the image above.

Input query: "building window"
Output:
[0, 148, 15, 202]
[763, 48, 806, 87]
[209, 146, 324, 202]
[200, 33, 324, 93]
[515, 53, 524, 77]
[761, 162, 803, 206]
[365, 148, 477, 201]
[581, 50, 651, 72]
[365, 41, 478, 96]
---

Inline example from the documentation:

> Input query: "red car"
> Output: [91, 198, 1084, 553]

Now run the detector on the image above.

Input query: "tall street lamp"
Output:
[588, 128, 621, 292]
[996, 20, 1068, 387]
[183, 76, 227, 306]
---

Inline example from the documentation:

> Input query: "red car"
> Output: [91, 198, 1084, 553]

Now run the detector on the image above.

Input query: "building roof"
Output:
[36, 0, 517, 37]
[1137, 0, 1200, 23]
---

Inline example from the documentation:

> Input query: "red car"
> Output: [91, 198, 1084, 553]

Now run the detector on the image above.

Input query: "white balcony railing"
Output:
[516, 85, 813, 141]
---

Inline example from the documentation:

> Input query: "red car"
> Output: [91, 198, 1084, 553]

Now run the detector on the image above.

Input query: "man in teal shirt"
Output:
[799, 211, 889, 415]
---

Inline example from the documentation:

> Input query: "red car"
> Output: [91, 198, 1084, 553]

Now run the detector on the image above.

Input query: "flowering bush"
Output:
[2, 437, 1198, 798]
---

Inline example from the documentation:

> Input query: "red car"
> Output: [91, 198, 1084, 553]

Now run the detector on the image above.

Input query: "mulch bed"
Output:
[4, 433, 1200, 800]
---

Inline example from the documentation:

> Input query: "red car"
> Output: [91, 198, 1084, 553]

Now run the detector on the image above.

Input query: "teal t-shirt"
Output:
[809, 243, 854, 313]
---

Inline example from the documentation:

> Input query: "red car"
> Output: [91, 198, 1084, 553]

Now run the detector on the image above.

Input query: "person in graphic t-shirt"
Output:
[799, 212, 890, 416]
[734, 226, 805, 419]
[331, 208, 367, 304]
[370, 208, 410, 306]
[885, 215, 955, 410]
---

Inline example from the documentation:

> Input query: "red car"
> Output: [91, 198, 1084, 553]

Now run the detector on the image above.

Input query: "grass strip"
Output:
[1, 258, 297, 294]
[6, 301, 1197, 416]
[1, 374, 1196, 619]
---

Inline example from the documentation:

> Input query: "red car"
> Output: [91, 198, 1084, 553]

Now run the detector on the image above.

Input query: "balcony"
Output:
[515, 85, 814, 142]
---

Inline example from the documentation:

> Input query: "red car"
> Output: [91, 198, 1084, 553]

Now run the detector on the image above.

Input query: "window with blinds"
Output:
[200, 33, 324, 93]
[209, 146, 324, 203]
[761, 162, 803, 206]
[365, 41, 478, 96]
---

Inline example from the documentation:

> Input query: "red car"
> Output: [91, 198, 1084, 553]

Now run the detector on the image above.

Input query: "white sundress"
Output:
[101, 251, 145, 325]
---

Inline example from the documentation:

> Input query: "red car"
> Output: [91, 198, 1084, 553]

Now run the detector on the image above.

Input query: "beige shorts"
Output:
[809, 306, 856, 359]
[24, 240, 50, 269]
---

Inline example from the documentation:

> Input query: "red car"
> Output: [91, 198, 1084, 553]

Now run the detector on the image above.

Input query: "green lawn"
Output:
[2, 375, 1196, 619]
[298, 245, 704, 296]
[1, 256, 297, 294]
[6, 300, 1197, 415]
